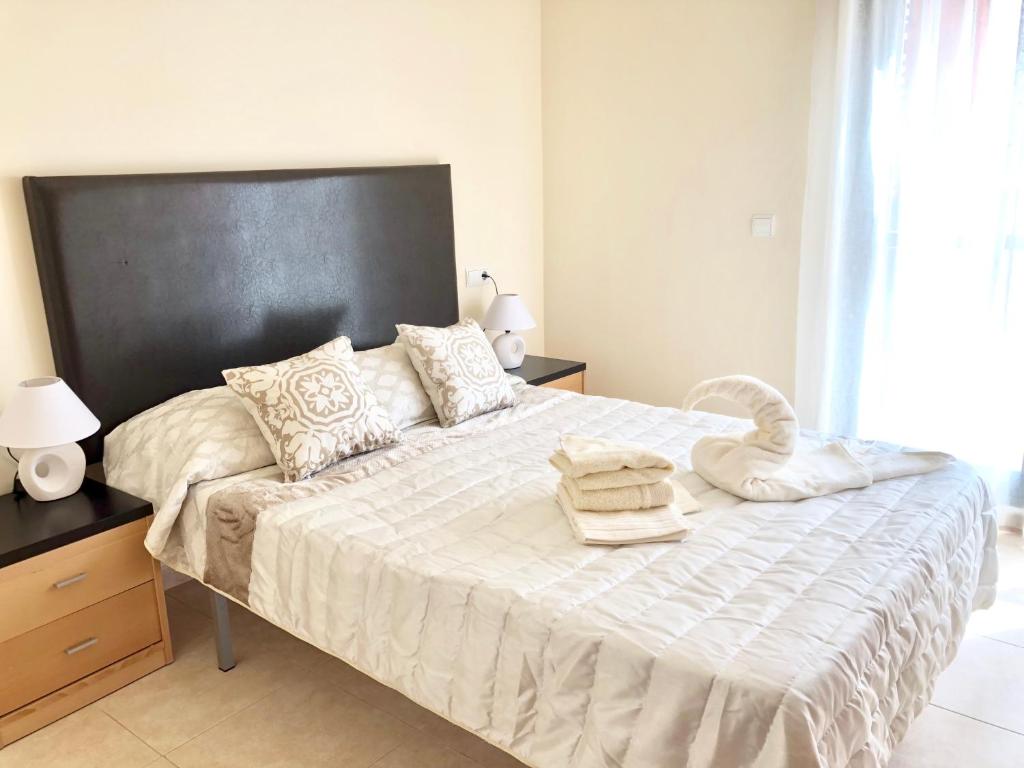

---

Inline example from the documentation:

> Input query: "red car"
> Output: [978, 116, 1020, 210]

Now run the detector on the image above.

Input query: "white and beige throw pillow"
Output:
[397, 318, 517, 427]
[223, 337, 400, 481]
[354, 343, 437, 429]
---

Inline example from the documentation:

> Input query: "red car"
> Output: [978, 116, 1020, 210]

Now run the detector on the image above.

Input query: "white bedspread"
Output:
[153, 387, 998, 768]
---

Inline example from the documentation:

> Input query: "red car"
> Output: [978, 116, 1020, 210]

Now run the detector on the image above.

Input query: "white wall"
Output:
[0, 1, 821, 494]
[542, 0, 815, 410]
[0, 0, 543, 492]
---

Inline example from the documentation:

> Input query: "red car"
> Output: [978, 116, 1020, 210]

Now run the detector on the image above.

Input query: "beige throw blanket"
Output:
[681, 375, 954, 502]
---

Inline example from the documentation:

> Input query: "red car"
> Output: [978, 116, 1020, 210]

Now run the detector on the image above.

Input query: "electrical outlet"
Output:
[465, 267, 489, 287]
[751, 215, 775, 238]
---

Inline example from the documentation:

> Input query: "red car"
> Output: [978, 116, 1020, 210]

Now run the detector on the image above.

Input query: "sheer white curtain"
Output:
[798, 0, 1024, 472]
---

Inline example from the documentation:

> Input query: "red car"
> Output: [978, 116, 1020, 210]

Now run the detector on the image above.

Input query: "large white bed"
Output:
[124, 383, 996, 768]
[26, 165, 998, 768]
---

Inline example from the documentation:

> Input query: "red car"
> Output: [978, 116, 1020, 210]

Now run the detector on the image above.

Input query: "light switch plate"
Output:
[465, 267, 489, 287]
[751, 215, 775, 238]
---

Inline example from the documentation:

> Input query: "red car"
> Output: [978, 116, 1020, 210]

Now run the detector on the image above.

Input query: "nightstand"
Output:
[509, 355, 587, 394]
[0, 478, 172, 747]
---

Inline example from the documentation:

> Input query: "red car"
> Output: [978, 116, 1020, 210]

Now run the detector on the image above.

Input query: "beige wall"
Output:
[0, 0, 543, 491]
[542, 0, 815, 410]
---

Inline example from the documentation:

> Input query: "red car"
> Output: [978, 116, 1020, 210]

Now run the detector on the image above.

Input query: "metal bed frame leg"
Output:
[210, 591, 236, 672]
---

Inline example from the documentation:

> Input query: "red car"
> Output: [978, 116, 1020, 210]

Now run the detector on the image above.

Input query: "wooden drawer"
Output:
[0, 581, 161, 715]
[0, 517, 153, 643]
[540, 371, 585, 394]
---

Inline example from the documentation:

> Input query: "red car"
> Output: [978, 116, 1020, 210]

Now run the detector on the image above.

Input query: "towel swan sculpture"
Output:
[681, 375, 953, 502]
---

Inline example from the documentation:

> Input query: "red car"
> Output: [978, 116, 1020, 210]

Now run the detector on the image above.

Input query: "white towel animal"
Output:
[681, 375, 954, 502]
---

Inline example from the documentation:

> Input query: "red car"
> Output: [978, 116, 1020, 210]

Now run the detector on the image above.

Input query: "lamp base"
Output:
[492, 332, 526, 369]
[18, 443, 86, 502]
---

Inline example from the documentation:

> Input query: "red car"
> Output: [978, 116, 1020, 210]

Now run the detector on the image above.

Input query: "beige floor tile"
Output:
[994, 530, 1024, 586]
[416, 717, 528, 768]
[307, 654, 527, 766]
[166, 579, 217, 616]
[164, 594, 214, 654]
[309, 654, 443, 731]
[890, 705, 1024, 768]
[146, 761, 177, 768]
[996, 531, 1024, 566]
[0, 705, 157, 768]
[970, 532, 1024, 646]
[228, 610, 331, 670]
[372, 740, 482, 768]
[97, 610, 311, 754]
[932, 634, 1024, 734]
[967, 591, 1024, 647]
[167, 581, 329, 669]
[166, 667, 419, 768]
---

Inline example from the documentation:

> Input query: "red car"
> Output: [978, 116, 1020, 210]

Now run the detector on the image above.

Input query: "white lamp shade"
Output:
[0, 377, 100, 449]
[482, 294, 536, 332]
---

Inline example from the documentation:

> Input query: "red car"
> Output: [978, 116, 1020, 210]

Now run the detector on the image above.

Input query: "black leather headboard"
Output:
[23, 165, 458, 462]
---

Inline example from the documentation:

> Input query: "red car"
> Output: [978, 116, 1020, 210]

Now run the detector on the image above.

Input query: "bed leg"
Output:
[210, 591, 236, 672]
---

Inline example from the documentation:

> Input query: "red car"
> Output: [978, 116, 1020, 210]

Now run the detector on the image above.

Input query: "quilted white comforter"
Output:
[148, 387, 998, 768]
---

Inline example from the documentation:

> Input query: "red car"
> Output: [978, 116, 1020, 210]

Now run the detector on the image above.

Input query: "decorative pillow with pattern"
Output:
[354, 343, 437, 429]
[396, 318, 518, 427]
[222, 337, 400, 482]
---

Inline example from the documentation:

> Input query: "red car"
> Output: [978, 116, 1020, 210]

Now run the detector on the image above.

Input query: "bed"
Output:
[23, 166, 999, 768]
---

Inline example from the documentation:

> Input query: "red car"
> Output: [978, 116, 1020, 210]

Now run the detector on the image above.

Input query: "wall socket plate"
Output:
[751, 215, 775, 238]
[465, 267, 489, 287]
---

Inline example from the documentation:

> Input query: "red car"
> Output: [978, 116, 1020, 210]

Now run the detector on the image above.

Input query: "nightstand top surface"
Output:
[508, 355, 586, 387]
[0, 477, 151, 568]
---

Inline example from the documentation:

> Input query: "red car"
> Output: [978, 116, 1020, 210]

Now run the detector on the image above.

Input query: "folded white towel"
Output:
[561, 475, 675, 512]
[556, 482, 697, 545]
[550, 434, 675, 479]
[681, 375, 954, 502]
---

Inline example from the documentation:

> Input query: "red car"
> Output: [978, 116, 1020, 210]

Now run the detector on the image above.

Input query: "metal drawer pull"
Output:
[64, 637, 98, 656]
[54, 572, 88, 589]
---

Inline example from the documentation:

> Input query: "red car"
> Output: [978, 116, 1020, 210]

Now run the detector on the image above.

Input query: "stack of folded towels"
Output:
[550, 434, 700, 545]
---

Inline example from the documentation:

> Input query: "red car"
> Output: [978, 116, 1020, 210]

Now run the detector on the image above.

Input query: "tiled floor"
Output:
[2, 532, 1022, 768]
[889, 529, 1024, 768]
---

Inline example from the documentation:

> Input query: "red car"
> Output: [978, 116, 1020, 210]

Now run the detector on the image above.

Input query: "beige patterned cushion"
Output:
[396, 318, 517, 427]
[222, 337, 400, 481]
[354, 343, 437, 429]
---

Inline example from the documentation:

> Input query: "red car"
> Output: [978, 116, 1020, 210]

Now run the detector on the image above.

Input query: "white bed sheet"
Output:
[155, 387, 998, 768]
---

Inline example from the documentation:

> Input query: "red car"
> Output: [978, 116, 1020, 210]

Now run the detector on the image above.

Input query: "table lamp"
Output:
[0, 377, 100, 501]
[483, 293, 536, 369]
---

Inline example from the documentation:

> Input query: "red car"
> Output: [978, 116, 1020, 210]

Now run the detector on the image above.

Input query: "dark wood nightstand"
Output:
[508, 355, 587, 394]
[0, 478, 172, 747]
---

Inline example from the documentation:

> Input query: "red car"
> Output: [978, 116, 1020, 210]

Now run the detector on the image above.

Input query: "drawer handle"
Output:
[54, 572, 88, 589]
[64, 637, 98, 656]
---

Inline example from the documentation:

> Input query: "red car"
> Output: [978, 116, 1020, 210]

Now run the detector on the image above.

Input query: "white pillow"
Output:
[354, 343, 437, 430]
[104, 386, 275, 514]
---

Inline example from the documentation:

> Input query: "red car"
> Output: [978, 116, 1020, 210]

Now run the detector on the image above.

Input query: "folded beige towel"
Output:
[562, 475, 675, 512]
[548, 461, 673, 490]
[550, 434, 675, 480]
[556, 483, 696, 545]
